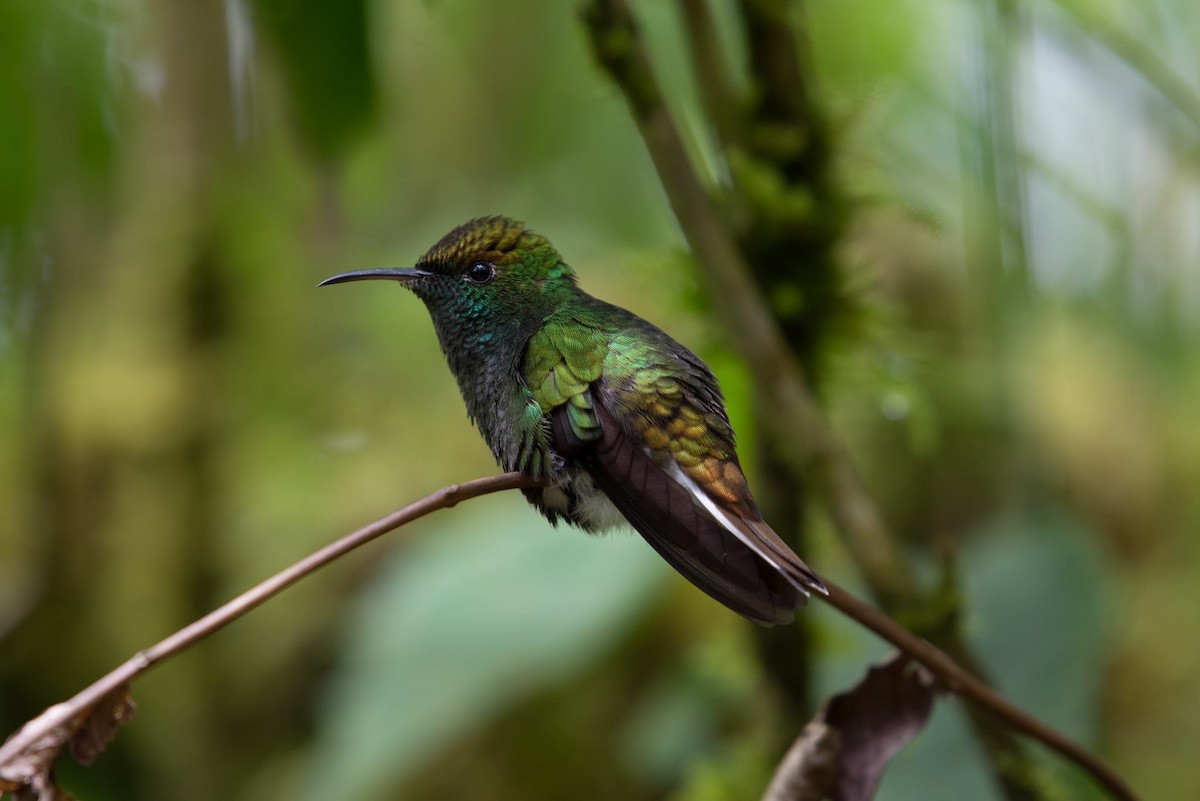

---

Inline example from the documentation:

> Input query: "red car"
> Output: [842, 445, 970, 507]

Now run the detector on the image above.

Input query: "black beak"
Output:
[317, 268, 433, 287]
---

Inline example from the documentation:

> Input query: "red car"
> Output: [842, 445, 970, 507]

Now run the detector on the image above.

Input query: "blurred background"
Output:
[1, 1, 1197, 799]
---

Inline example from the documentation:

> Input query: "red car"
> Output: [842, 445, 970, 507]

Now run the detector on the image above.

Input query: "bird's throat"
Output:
[421, 298, 533, 462]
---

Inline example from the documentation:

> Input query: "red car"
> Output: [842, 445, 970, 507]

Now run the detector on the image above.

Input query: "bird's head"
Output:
[319, 216, 578, 326]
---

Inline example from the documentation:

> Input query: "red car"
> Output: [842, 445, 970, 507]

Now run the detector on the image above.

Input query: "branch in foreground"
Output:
[0, 472, 542, 799]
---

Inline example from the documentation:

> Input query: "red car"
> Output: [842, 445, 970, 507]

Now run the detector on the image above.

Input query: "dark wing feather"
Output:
[557, 402, 803, 625]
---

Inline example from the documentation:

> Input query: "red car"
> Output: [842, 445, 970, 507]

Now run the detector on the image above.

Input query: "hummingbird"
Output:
[320, 216, 827, 624]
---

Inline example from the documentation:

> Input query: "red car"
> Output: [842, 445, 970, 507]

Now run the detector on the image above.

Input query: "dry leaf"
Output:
[68, 685, 136, 766]
[0, 684, 136, 800]
[761, 719, 841, 801]
[1, 704, 78, 800]
[12, 772, 77, 801]
[763, 653, 937, 801]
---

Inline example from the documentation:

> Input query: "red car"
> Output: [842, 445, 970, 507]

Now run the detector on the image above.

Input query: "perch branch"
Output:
[0, 472, 1137, 800]
[0, 472, 541, 779]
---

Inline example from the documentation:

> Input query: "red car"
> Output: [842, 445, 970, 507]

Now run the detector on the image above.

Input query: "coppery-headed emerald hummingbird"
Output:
[320, 217, 826, 624]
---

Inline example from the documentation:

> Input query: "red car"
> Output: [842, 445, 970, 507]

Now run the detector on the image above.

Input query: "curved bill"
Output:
[317, 268, 433, 287]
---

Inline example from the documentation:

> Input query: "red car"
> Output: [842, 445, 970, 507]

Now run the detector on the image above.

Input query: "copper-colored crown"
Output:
[419, 216, 551, 270]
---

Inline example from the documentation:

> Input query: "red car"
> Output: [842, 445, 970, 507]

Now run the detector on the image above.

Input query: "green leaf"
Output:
[300, 494, 668, 801]
[962, 511, 1111, 742]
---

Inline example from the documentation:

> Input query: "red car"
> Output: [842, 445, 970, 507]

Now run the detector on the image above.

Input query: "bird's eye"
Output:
[465, 261, 496, 284]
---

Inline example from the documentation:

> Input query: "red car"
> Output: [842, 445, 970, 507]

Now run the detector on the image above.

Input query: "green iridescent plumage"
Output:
[321, 216, 827, 624]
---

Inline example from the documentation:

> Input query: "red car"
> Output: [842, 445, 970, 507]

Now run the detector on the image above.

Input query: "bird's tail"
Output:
[586, 405, 823, 625]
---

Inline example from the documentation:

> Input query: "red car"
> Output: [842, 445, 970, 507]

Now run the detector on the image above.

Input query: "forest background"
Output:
[2, 1, 1198, 800]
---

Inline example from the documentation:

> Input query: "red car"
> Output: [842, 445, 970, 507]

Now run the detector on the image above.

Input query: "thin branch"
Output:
[818, 582, 1139, 801]
[1047, 0, 1200, 133]
[679, 0, 743, 147]
[0, 472, 541, 777]
[0, 472, 1137, 801]
[581, 2, 1138, 799]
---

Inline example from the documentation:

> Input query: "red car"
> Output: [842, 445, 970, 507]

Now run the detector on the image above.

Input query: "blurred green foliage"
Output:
[249, 0, 376, 156]
[2, 1, 1198, 800]
[302, 499, 668, 801]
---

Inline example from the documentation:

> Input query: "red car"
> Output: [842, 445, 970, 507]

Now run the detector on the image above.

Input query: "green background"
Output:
[2, 1, 1197, 799]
